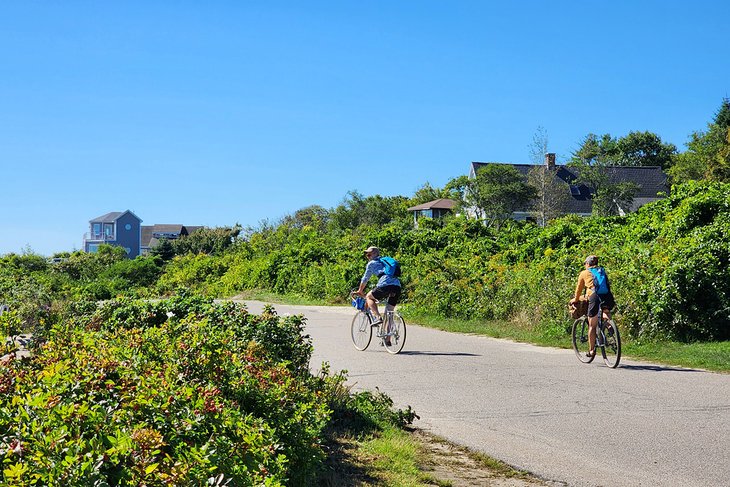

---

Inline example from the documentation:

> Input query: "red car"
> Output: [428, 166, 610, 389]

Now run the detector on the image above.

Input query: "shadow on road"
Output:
[620, 364, 701, 373]
[399, 351, 480, 357]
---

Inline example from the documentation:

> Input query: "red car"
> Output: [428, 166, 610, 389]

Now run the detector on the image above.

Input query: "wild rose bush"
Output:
[0, 296, 332, 486]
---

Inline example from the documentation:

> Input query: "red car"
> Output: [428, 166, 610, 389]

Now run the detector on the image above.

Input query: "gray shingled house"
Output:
[83, 210, 143, 258]
[140, 224, 204, 254]
[469, 154, 668, 220]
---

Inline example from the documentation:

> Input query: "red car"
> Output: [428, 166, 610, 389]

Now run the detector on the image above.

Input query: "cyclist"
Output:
[570, 255, 615, 358]
[355, 246, 402, 330]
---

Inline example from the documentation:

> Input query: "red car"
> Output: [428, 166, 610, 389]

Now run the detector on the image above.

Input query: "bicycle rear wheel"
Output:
[351, 311, 372, 351]
[383, 313, 406, 354]
[600, 319, 621, 368]
[571, 317, 595, 363]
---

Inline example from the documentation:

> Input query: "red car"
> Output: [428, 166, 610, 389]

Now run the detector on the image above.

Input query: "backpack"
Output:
[588, 266, 610, 294]
[378, 256, 402, 278]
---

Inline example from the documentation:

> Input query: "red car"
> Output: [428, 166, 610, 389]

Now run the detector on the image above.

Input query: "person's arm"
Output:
[571, 271, 586, 304]
[356, 262, 374, 296]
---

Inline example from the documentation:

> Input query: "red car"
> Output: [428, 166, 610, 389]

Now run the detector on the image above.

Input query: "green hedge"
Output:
[155, 181, 730, 342]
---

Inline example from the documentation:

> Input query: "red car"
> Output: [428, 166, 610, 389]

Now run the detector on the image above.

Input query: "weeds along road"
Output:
[242, 300, 730, 487]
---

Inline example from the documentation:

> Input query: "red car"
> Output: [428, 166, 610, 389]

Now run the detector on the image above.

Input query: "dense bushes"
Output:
[157, 182, 730, 343]
[2, 182, 727, 343]
[0, 295, 339, 485]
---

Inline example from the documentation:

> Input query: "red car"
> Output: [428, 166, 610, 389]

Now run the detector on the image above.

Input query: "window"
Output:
[420, 209, 433, 218]
[104, 223, 114, 239]
[125, 223, 132, 231]
[88, 244, 99, 253]
[92, 223, 102, 238]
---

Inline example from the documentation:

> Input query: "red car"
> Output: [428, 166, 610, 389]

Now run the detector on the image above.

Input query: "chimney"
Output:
[544, 153, 556, 169]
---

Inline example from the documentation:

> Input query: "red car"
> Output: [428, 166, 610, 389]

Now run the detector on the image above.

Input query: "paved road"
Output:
[243, 301, 730, 487]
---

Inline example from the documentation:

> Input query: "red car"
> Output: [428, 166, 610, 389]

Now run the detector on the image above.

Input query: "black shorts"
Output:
[588, 292, 615, 317]
[371, 285, 402, 306]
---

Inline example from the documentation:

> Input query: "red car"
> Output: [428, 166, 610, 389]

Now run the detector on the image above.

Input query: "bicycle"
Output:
[350, 292, 406, 354]
[571, 304, 621, 368]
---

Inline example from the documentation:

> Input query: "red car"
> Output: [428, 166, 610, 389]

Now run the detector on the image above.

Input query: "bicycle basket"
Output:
[352, 296, 366, 311]
[569, 299, 588, 319]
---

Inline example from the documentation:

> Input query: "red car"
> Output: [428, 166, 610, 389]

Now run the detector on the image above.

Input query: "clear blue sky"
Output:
[1, 1, 728, 256]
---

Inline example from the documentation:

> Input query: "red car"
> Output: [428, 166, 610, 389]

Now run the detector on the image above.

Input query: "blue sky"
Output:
[1, 1, 728, 256]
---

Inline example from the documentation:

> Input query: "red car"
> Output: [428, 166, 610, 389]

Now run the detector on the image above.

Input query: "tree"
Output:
[527, 166, 569, 225]
[571, 131, 676, 169]
[469, 164, 536, 228]
[526, 127, 568, 225]
[172, 226, 242, 256]
[613, 131, 677, 169]
[591, 180, 640, 216]
[570, 135, 640, 216]
[151, 238, 175, 261]
[282, 205, 330, 232]
[669, 98, 730, 183]
[328, 190, 410, 231]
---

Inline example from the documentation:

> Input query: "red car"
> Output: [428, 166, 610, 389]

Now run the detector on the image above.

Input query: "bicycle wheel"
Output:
[571, 317, 595, 363]
[600, 319, 621, 368]
[351, 311, 372, 351]
[383, 313, 406, 354]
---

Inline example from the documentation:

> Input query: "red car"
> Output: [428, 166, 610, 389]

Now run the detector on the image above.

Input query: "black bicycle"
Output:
[571, 307, 621, 368]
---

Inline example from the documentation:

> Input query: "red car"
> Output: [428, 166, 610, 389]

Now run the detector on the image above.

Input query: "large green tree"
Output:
[669, 98, 730, 183]
[468, 164, 536, 228]
[570, 135, 640, 216]
[328, 190, 410, 231]
[572, 131, 676, 169]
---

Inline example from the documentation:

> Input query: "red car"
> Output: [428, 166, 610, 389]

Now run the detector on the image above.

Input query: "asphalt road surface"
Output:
[243, 300, 730, 487]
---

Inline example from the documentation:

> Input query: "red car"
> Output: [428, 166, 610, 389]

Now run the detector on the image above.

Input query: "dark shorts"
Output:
[371, 285, 402, 306]
[588, 292, 615, 317]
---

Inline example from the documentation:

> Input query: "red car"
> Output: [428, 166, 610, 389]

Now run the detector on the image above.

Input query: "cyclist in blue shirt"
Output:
[355, 246, 401, 326]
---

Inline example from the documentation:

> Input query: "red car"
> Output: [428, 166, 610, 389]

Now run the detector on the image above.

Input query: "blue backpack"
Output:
[378, 256, 402, 278]
[589, 266, 610, 294]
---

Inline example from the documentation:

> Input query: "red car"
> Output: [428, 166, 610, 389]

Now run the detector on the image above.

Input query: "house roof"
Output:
[407, 198, 458, 211]
[151, 224, 185, 234]
[470, 162, 668, 214]
[89, 210, 142, 224]
[141, 224, 205, 248]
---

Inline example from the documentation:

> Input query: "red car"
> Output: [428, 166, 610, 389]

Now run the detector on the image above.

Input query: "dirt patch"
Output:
[413, 429, 554, 487]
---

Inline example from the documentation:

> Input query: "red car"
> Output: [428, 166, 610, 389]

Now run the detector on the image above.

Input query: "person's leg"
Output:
[587, 293, 600, 356]
[588, 314, 598, 355]
[366, 290, 381, 323]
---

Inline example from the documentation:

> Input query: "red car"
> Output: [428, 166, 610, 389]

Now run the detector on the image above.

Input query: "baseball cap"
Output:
[363, 246, 380, 256]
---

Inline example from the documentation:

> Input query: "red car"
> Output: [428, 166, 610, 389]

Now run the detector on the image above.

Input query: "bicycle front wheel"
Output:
[600, 319, 621, 368]
[351, 311, 373, 351]
[571, 317, 595, 363]
[383, 313, 406, 354]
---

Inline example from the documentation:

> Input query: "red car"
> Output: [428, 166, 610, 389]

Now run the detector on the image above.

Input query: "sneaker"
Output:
[371, 318, 383, 327]
[384, 338, 392, 346]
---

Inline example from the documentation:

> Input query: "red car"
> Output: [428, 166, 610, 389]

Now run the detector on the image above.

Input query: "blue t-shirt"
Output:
[361, 258, 401, 288]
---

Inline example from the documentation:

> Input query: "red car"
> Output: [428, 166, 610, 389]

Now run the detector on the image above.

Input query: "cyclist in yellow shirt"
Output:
[570, 255, 615, 357]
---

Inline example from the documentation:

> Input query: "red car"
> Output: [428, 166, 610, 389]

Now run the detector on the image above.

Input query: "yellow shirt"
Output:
[574, 268, 596, 302]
